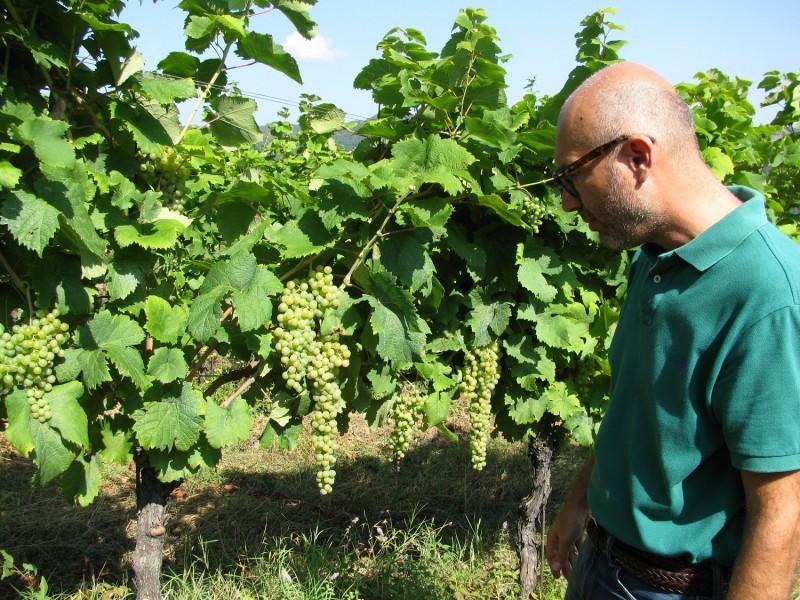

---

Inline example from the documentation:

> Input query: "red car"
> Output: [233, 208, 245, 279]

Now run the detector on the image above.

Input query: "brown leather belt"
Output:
[586, 519, 731, 596]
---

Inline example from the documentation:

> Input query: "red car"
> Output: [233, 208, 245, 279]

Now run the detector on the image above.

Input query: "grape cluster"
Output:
[0, 309, 69, 423]
[137, 147, 191, 210]
[388, 384, 424, 460]
[459, 340, 501, 470]
[520, 196, 549, 234]
[573, 360, 594, 400]
[273, 266, 351, 494]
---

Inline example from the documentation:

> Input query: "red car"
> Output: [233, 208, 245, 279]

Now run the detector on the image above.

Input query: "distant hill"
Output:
[260, 121, 367, 152]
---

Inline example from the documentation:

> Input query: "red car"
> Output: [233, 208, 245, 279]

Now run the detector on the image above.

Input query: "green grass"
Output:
[0, 406, 583, 600]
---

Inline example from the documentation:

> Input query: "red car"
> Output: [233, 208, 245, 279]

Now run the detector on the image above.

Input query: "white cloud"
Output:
[284, 31, 346, 62]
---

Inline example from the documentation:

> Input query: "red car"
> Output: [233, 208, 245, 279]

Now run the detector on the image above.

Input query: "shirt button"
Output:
[653, 275, 662, 283]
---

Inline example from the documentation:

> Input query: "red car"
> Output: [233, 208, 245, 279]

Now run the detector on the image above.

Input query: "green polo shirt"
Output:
[588, 186, 800, 566]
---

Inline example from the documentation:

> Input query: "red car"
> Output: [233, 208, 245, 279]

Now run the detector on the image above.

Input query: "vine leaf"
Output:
[532, 303, 592, 352]
[505, 389, 548, 424]
[132, 383, 205, 452]
[71, 311, 151, 391]
[0, 161, 22, 188]
[115, 219, 186, 249]
[236, 31, 303, 84]
[205, 396, 252, 448]
[543, 381, 582, 420]
[148, 348, 188, 383]
[47, 381, 90, 449]
[208, 96, 262, 148]
[136, 72, 197, 104]
[0, 190, 61, 255]
[377, 134, 476, 195]
[188, 251, 282, 341]
[145, 296, 188, 344]
[60, 454, 102, 507]
[32, 425, 80, 486]
[467, 290, 512, 347]
[16, 117, 76, 168]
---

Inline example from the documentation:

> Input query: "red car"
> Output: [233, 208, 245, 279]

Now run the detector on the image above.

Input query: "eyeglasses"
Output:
[553, 135, 631, 199]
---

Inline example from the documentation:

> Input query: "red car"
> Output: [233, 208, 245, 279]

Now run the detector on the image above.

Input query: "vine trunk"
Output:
[131, 448, 179, 600]
[516, 414, 558, 599]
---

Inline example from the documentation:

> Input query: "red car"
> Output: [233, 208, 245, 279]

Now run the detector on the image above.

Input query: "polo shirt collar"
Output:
[646, 186, 767, 272]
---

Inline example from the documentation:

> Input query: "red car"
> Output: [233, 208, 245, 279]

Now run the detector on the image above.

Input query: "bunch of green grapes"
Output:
[0, 308, 70, 423]
[273, 266, 351, 494]
[521, 196, 549, 234]
[459, 340, 502, 470]
[573, 360, 593, 400]
[136, 147, 191, 210]
[388, 384, 424, 460]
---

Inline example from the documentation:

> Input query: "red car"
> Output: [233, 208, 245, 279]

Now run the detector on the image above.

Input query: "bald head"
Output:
[558, 62, 699, 163]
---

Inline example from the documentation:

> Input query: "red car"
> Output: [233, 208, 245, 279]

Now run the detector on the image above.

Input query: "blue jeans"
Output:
[564, 537, 726, 600]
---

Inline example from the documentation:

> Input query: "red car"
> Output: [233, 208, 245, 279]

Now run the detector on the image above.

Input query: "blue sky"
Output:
[120, 1, 800, 125]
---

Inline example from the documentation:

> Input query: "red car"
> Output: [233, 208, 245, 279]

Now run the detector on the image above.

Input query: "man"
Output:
[544, 62, 800, 600]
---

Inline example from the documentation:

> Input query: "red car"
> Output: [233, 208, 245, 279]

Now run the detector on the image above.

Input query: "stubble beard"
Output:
[593, 168, 664, 251]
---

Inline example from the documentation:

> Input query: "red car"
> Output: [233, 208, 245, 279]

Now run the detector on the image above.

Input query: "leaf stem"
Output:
[342, 193, 408, 286]
[178, 38, 235, 143]
[0, 248, 32, 315]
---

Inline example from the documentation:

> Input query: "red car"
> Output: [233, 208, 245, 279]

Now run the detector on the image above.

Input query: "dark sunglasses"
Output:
[552, 135, 631, 199]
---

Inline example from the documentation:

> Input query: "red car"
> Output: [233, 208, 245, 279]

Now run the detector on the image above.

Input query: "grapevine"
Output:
[388, 383, 424, 460]
[273, 266, 351, 494]
[0, 308, 70, 423]
[459, 340, 502, 470]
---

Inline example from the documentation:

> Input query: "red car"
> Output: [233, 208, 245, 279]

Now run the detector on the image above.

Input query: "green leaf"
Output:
[145, 296, 188, 344]
[4, 389, 35, 455]
[423, 391, 451, 426]
[132, 383, 205, 452]
[532, 304, 591, 352]
[266, 210, 337, 258]
[543, 381, 582, 420]
[505, 389, 548, 424]
[115, 219, 185, 249]
[186, 290, 225, 343]
[47, 381, 89, 449]
[565, 411, 595, 446]
[0, 190, 61, 255]
[32, 424, 79, 485]
[702, 147, 735, 180]
[0, 161, 22, 188]
[384, 134, 476, 195]
[205, 396, 252, 448]
[148, 348, 188, 383]
[99, 422, 134, 465]
[60, 454, 102, 506]
[15, 117, 76, 168]
[467, 290, 512, 347]
[236, 31, 302, 84]
[209, 96, 262, 148]
[73, 311, 149, 390]
[517, 248, 561, 303]
[136, 73, 197, 104]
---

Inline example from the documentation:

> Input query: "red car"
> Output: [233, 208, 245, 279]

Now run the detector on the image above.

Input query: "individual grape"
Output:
[273, 266, 350, 494]
[0, 308, 70, 424]
[459, 340, 502, 470]
[388, 384, 424, 460]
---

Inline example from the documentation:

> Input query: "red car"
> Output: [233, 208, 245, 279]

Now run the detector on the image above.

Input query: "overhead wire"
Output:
[78, 54, 373, 122]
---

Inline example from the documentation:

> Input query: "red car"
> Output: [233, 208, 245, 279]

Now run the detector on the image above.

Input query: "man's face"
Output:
[556, 139, 662, 251]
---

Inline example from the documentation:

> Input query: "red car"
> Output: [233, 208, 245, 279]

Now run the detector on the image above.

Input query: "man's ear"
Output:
[626, 135, 654, 182]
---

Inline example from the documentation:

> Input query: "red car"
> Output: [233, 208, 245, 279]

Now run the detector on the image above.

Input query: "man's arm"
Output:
[728, 469, 800, 600]
[545, 455, 594, 580]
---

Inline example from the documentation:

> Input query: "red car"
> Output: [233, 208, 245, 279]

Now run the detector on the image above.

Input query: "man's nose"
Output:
[561, 188, 581, 213]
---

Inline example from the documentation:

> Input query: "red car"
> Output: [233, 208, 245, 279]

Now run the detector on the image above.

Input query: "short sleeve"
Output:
[713, 305, 800, 472]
